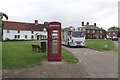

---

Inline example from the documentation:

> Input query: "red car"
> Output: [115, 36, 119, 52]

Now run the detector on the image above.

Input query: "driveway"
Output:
[63, 46, 118, 78]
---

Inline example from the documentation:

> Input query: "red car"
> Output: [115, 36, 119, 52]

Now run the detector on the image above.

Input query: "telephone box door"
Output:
[48, 22, 62, 61]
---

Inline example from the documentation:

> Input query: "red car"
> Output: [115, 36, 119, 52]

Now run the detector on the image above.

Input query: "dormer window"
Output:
[7, 30, 10, 33]
[18, 30, 20, 33]
[31, 31, 34, 34]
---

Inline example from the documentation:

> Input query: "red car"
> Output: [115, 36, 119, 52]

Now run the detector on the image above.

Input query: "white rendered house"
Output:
[3, 20, 48, 41]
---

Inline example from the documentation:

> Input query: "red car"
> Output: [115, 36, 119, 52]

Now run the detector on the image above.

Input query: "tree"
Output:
[0, 12, 8, 41]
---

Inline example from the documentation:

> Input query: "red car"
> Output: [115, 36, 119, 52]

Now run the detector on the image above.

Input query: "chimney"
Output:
[86, 22, 89, 25]
[81, 22, 84, 26]
[34, 20, 38, 25]
[94, 23, 96, 26]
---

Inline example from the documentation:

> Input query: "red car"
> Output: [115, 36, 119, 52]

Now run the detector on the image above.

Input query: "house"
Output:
[107, 26, 120, 39]
[81, 22, 106, 39]
[2, 20, 48, 41]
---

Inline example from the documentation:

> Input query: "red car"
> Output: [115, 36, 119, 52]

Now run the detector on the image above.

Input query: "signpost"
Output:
[47, 22, 62, 61]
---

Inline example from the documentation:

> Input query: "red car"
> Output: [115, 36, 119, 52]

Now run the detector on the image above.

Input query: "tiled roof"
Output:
[84, 25, 105, 30]
[108, 27, 120, 32]
[3, 21, 47, 31]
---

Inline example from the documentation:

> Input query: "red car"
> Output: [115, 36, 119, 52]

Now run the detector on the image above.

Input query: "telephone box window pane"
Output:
[51, 30, 58, 55]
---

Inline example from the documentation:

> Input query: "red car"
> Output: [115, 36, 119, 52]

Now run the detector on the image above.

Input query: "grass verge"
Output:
[62, 48, 79, 63]
[2, 41, 79, 69]
[85, 39, 115, 51]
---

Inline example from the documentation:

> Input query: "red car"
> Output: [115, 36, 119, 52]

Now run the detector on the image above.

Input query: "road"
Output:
[113, 41, 118, 49]
[63, 46, 118, 78]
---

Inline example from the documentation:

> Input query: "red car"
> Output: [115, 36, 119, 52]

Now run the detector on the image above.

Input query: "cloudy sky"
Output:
[0, 0, 119, 30]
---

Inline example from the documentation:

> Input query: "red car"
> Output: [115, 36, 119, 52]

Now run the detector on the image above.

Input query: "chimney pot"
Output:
[87, 22, 89, 25]
[34, 20, 38, 25]
[81, 22, 84, 26]
[94, 23, 96, 26]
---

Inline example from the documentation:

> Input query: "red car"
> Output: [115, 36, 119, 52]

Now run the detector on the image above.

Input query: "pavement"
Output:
[2, 61, 89, 78]
[0, 70, 1, 80]
[63, 46, 118, 78]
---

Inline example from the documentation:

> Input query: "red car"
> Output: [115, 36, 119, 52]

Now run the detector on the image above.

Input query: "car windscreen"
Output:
[72, 31, 85, 37]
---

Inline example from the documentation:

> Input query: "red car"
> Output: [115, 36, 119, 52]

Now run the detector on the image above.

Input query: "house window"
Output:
[18, 30, 20, 33]
[87, 30, 89, 33]
[100, 31, 102, 33]
[113, 32, 115, 35]
[97, 31, 100, 34]
[93, 30, 95, 33]
[14, 35, 17, 39]
[40, 35, 42, 39]
[31, 31, 34, 34]
[44, 36, 46, 39]
[18, 35, 20, 38]
[14, 35, 20, 39]
[7, 30, 10, 33]
[31, 35, 34, 39]
[25, 35, 27, 39]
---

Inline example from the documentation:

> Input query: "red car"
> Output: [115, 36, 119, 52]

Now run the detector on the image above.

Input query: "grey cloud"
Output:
[0, 0, 118, 29]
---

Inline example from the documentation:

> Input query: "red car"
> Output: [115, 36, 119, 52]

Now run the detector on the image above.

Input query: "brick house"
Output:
[107, 26, 120, 39]
[2, 20, 48, 41]
[81, 22, 106, 39]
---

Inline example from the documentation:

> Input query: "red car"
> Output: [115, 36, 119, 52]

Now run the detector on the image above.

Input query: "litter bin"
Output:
[41, 40, 46, 52]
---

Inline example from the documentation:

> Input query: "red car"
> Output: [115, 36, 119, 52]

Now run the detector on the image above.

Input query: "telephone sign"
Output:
[47, 22, 62, 61]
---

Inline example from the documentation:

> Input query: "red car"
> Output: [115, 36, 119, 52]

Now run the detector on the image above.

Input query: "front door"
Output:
[37, 35, 39, 40]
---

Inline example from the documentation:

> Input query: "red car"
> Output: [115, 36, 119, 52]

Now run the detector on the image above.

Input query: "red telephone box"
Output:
[47, 22, 62, 61]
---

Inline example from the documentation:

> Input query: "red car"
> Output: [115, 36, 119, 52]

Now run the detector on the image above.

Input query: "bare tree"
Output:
[0, 12, 8, 41]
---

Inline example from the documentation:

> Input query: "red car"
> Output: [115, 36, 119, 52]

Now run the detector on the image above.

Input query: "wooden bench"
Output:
[32, 44, 41, 52]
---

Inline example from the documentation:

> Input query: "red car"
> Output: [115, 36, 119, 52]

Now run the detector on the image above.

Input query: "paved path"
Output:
[63, 46, 118, 78]
[0, 70, 1, 80]
[3, 61, 89, 78]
